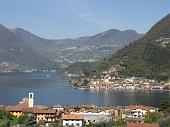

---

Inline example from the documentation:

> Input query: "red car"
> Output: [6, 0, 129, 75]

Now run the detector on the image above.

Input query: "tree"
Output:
[17, 114, 27, 124]
[24, 114, 36, 127]
[144, 112, 162, 123]
[158, 116, 170, 127]
[159, 101, 170, 112]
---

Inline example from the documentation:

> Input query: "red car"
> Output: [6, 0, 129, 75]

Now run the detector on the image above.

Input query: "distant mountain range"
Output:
[95, 14, 170, 81]
[0, 24, 143, 70]
[52, 29, 143, 67]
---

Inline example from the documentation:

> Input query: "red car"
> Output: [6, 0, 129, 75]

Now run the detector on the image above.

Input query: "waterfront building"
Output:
[122, 105, 157, 123]
[62, 114, 84, 127]
[53, 104, 64, 111]
[74, 111, 112, 124]
[33, 109, 57, 123]
[6, 106, 23, 118]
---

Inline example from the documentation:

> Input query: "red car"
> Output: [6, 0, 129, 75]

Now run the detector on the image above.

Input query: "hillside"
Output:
[0, 25, 56, 70]
[53, 29, 143, 67]
[96, 14, 170, 81]
[0, 24, 142, 70]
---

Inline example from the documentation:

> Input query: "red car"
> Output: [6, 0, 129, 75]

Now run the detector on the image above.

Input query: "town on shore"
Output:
[0, 92, 170, 127]
[68, 67, 170, 91]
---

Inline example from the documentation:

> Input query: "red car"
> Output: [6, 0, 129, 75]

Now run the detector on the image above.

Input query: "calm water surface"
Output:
[0, 72, 170, 107]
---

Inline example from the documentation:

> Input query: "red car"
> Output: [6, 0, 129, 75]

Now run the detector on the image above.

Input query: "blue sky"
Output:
[0, 0, 170, 39]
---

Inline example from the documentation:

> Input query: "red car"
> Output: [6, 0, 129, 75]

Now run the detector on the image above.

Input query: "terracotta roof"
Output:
[127, 123, 159, 127]
[64, 106, 80, 109]
[62, 114, 84, 120]
[17, 101, 28, 108]
[126, 105, 156, 111]
[33, 109, 56, 114]
[6, 106, 23, 112]
[80, 104, 96, 108]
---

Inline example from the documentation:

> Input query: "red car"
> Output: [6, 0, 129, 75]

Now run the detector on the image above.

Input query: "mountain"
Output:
[53, 29, 143, 67]
[0, 24, 56, 70]
[0, 24, 143, 69]
[96, 14, 170, 81]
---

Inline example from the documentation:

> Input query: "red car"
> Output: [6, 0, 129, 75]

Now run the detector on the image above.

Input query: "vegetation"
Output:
[65, 62, 96, 76]
[144, 112, 163, 123]
[93, 14, 170, 81]
[0, 110, 37, 127]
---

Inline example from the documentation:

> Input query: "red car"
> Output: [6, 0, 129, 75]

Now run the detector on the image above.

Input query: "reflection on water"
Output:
[0, 72, 170, 107]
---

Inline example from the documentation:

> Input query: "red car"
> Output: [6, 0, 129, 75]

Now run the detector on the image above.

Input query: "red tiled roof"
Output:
[33, 109, 56, 114]
[80, 104, 96, 108]
[6, 106, 23, 112]
[62, 114, 84, 120]
[127, 123, 159, 127]
[126, 105, 156, 111]
[17, 101, 28, 108]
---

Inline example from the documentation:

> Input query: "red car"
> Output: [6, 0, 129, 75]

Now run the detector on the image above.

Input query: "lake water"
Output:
[0, 72, 170, 107]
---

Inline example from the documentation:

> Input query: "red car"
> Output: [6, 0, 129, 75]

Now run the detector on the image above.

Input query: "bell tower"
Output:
[28, 92, 34, 108]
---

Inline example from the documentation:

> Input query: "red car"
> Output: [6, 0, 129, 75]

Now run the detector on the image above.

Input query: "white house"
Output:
[62, 114, 84, 127]
[74, 111, 112, 124]
[53, 104, 64, 111]
[122, 105, 157, 119]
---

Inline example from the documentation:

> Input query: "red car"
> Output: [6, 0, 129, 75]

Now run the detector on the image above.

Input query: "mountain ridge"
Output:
[0, 24, 143, 69]
[95, 13, 170, 81]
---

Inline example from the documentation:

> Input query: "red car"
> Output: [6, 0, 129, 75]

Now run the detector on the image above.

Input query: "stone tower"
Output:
[28, 92, 34, 108]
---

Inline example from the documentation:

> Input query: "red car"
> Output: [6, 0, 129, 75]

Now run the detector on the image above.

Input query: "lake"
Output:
[0, 72, 170, 107]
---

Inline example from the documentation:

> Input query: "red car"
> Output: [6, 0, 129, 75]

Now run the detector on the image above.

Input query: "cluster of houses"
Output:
[0, 93, 160, 127]
[70, 66, 170, 91]
[88, 77, 170, 91]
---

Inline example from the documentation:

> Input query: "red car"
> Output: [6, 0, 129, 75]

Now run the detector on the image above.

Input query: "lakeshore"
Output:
[1, 72, 170, 107]
[0, 92, 162, 127]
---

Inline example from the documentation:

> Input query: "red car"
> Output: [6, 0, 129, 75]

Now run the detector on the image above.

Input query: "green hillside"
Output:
[96, 14, 170, 81]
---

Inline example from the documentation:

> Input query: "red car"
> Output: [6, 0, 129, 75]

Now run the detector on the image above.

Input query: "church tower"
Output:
[28, 92, 34, 108]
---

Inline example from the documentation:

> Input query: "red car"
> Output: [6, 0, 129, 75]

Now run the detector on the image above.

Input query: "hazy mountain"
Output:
[96, 14, 170, 81]
[0, 23, 143, 69]
[53, 29, 143, 67]
[0, 25, 56, 70]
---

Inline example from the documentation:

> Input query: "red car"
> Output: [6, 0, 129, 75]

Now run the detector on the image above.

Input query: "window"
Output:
[77, 123, 80, 126]
[30, 94, 32, 98]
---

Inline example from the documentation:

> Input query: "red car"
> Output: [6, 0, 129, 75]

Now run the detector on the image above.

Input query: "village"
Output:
[0, 92, 161, 127]
[69, 67, 170, 91]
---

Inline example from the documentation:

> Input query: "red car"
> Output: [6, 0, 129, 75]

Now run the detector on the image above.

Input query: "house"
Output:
[62, 114, 84, 127]
[53, 104, 64, 112]
[6, 106, 23, 118]
[127, 123, 159, 127]
[122, 105, 156, 118]
[74, 111, 112, 124]
[33, 109, 57, 123]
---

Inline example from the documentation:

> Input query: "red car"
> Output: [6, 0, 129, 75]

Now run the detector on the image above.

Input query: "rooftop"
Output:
[6, 106, 23, 112]
[125, 105, 156, 111]
[127, 123, 159, 127]
[33, 109, 56, 114]
[62, 114, 84, 120]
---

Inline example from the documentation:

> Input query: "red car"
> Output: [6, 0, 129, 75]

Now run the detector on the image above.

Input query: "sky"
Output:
[0, 0, 170, 39]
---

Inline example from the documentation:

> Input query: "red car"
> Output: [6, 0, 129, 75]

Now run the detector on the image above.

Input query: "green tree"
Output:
[17, 114, 27, 124]
[158, 116, 170, 127]
[144, 112, 162, 123]
[159, 101, 170, 112]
